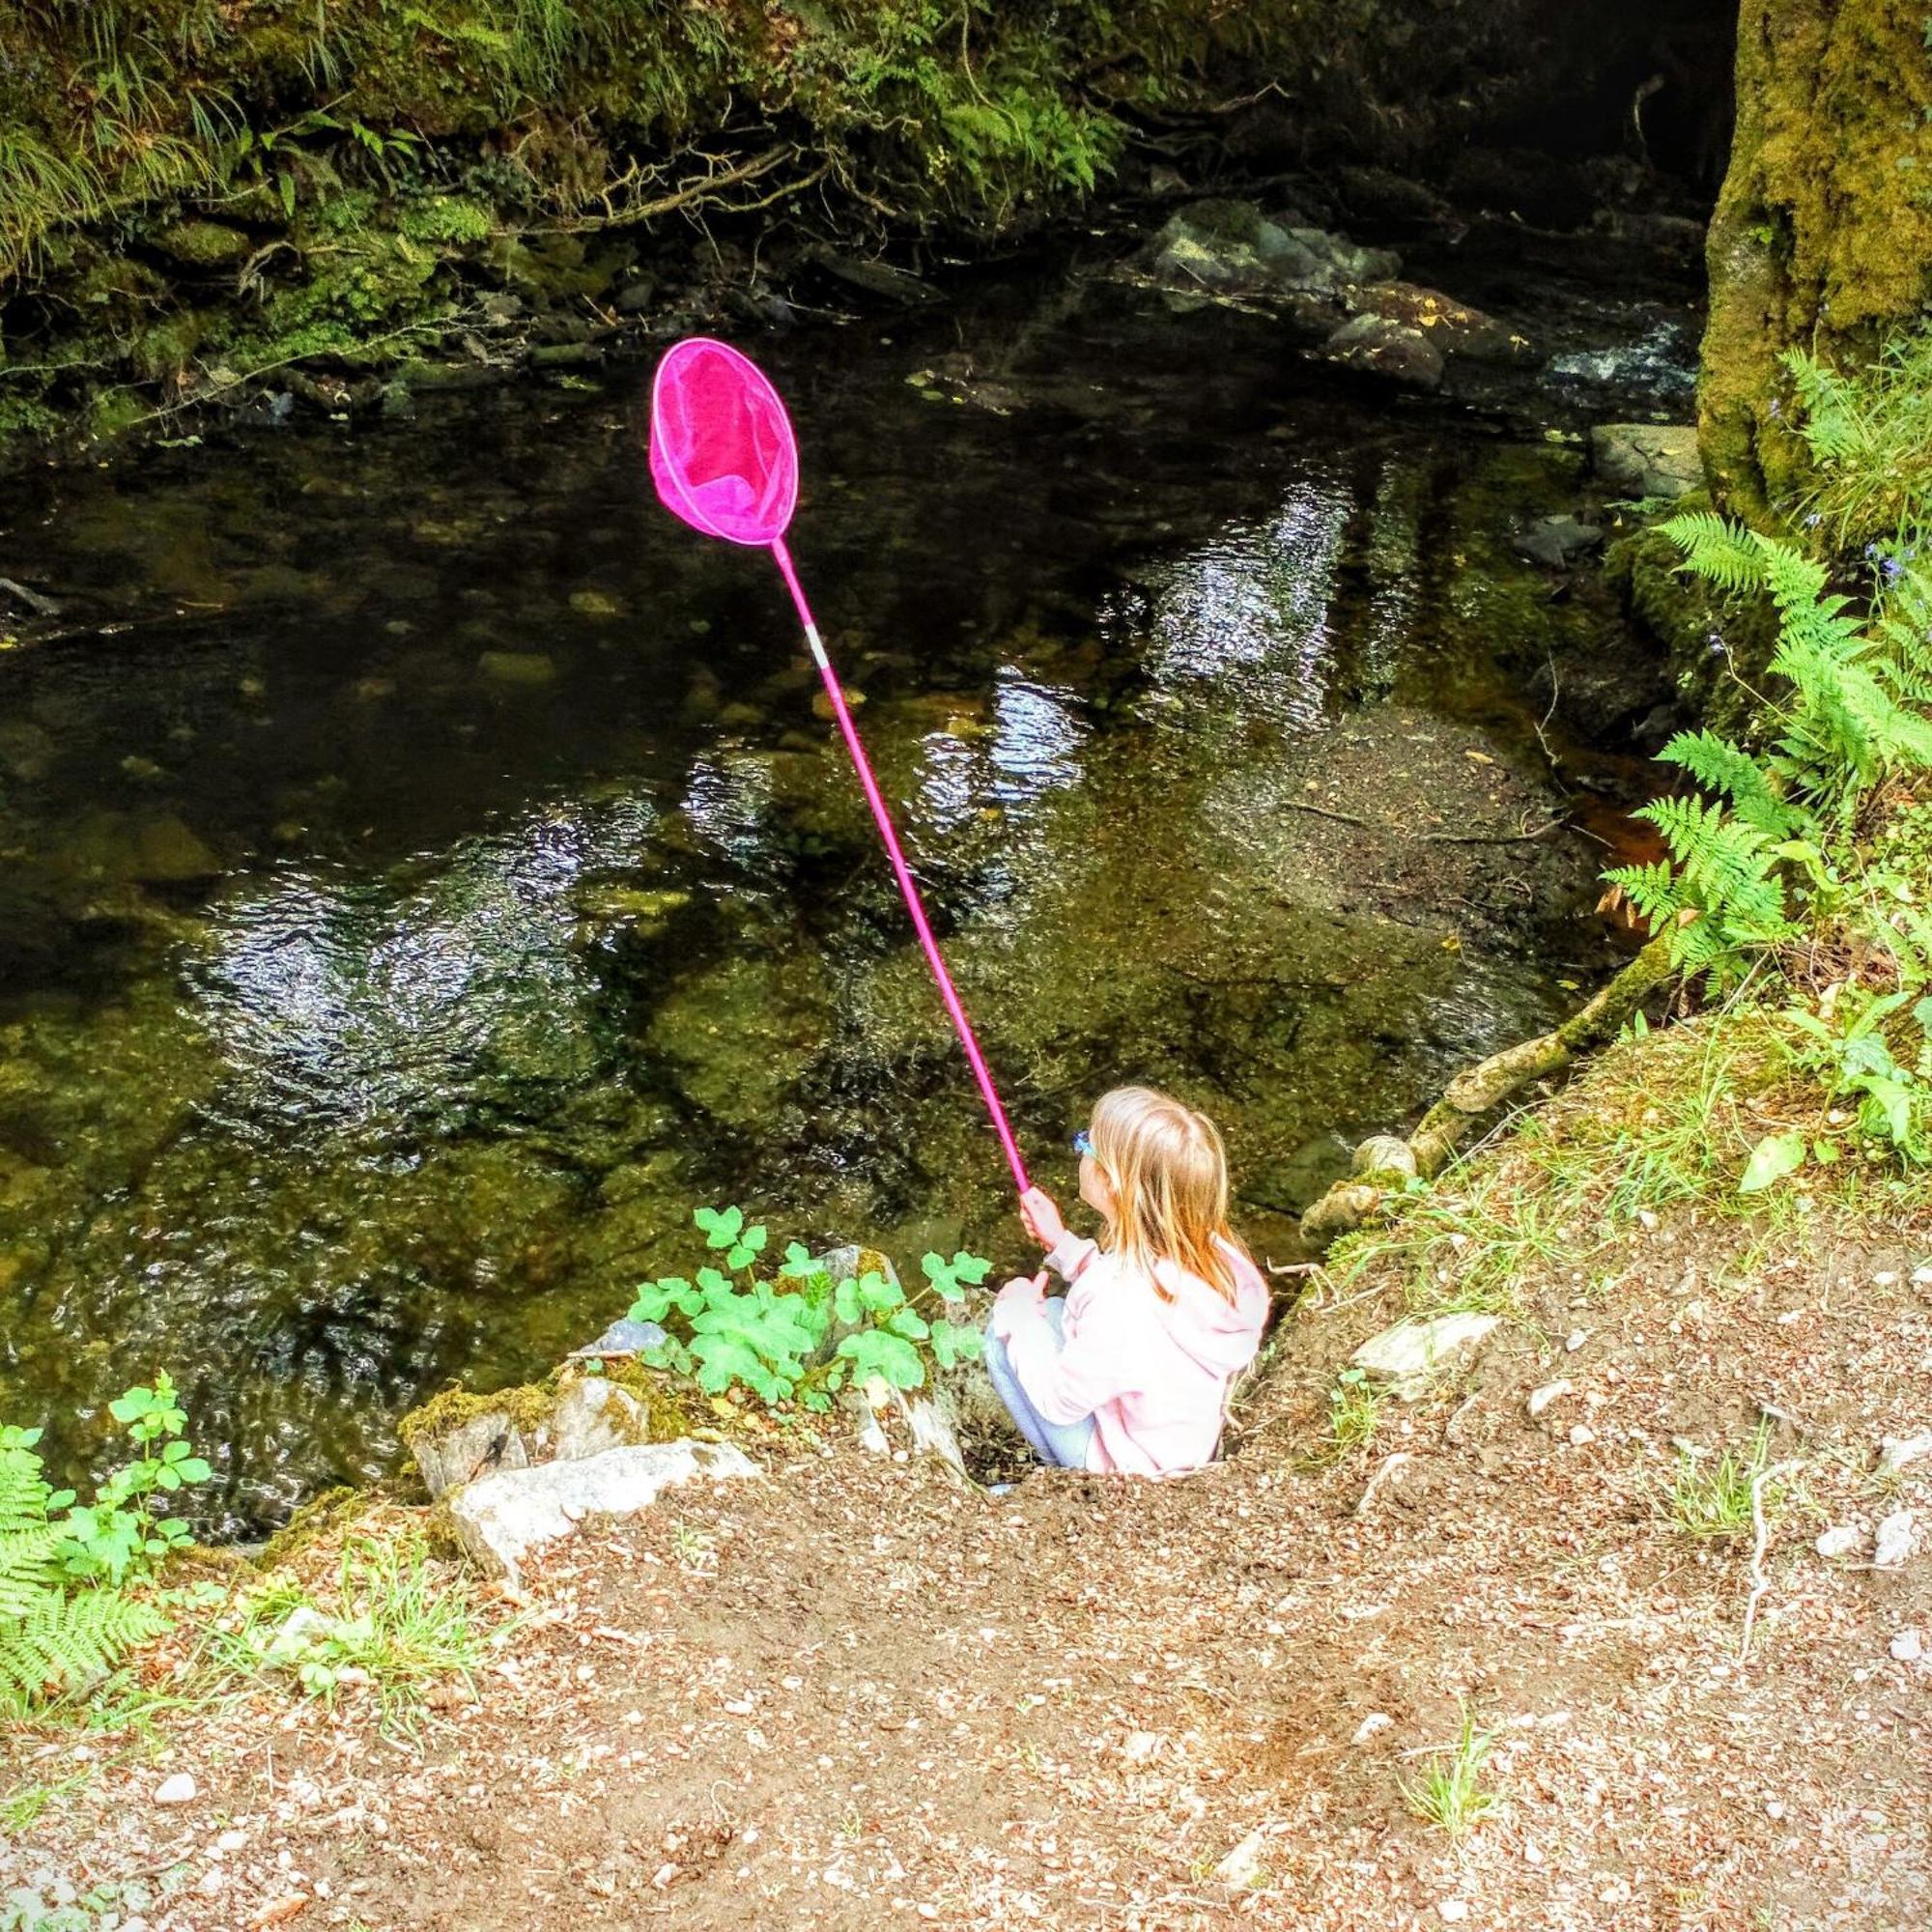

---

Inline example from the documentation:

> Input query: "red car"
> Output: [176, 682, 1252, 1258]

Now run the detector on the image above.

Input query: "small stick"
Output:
[1279, 800, 1377, 830]
[1739, 1460, 1801, 1662]
[1421, 820, 1566, 845]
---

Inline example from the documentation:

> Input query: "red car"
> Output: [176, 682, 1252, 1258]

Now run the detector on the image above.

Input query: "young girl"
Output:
[983, 1086, 1267, 1476]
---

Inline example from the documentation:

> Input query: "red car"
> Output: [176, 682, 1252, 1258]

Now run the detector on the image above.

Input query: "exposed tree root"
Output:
[1299, 930, 1677, 1247]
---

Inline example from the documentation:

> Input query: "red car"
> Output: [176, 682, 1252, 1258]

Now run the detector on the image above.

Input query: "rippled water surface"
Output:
[0, 271, 1647, 1526]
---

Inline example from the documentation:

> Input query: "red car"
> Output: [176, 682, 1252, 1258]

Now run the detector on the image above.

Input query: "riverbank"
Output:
[6, 997, 1929, 1929]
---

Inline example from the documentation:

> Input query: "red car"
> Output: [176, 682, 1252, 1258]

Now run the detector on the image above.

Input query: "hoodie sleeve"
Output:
[1001, 1272, 1144, 1427]
[1043, 1232, 1099, 1284]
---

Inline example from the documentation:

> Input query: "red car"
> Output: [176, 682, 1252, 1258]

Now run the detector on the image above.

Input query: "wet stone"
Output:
[477, 650, 557, 687]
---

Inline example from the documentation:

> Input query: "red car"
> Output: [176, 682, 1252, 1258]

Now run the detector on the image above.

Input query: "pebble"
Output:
[1213, 1829, 1265, 1891]
[214, 1829, 246, 1854]
[1569, 1425, 1598, 1447]
[1913, 1265, 1932, 1287]
[1889, 1629, 1923, 1662]
[1351, 1713, 1393, 1745]
[1815, 1524, 1862, 1560]
[154, 1774, 198, 1806]
[1874, 1510, 1917, 1571]
[1565, 1329, 1587, 1352]
[1438, 1902, 1469, 1922]
[1527, 1378, 1574, 1418]
[1878, 1432, 1932, 1478]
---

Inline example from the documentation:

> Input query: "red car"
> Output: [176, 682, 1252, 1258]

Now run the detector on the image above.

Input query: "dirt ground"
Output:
[8, 1188, 1932, 1932]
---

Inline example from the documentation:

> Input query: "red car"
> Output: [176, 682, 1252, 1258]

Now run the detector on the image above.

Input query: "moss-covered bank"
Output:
[0, 0, 1719, 461]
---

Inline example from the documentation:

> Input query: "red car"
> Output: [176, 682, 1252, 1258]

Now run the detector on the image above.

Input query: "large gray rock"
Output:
[1590, 423, 1703, 501]
[1146, 201, 1398, 298]
[447, 1439, 756, 1587]
[1350, 1313, 1502, 1400]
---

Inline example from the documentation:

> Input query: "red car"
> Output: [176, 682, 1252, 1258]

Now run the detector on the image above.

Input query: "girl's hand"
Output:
[990, 1270, 1048, 1339]
[1019, 1186, 1066, 1250]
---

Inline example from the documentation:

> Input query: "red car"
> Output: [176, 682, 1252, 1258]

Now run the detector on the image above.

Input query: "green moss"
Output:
[1700, 0, 1932, 523]
[400, 194, 495, 245]
[601, 1363, 700, 1442]
[257, 1484, 364, 1570]
[150, 219, 254, 270]
[1603, 523, 1778, 740]
[397, 1377, 559, 1452]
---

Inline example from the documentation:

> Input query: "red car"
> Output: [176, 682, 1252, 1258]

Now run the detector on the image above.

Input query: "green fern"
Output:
[1661, 511, 1770, 598]
[0, 1425, 165, 1715]
[1654, 728, 1801, 838]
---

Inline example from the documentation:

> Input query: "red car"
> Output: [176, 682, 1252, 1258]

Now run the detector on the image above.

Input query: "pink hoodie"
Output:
[997, 1232, 1268, 1476]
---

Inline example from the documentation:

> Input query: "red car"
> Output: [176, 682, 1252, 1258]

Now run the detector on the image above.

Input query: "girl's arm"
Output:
[1001, 1272, 1142, 1427]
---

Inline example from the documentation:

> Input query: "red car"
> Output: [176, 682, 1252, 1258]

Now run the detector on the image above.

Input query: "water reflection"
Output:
[1136, 477, 1352, 731]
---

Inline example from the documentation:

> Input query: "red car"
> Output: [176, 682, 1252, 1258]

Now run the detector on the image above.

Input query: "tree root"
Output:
[1298, 930, 1677, 1249]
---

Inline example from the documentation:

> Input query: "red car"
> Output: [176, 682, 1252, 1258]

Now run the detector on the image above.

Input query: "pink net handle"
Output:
[649, 337, 799, 547]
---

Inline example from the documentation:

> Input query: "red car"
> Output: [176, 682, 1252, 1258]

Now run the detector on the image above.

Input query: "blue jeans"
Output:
[983, 1296, 1096, 1469]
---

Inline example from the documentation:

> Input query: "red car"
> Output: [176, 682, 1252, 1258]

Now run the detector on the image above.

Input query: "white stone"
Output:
[1438, 1902, 1470, 1923]
[1889, 1628, 1923, 1662]
[213, 1830, 246, 1855]
[153, 1774, 197, 1807]
[1527, 1378, 1574, 1418]
[546, 1376, 648, 1463]
[408, 1406, 529, 1499]
[447, 1438, 756, 1587]
[261, 1604, 333, 1670]
[1213, 1829, 1265, 1892]
[1351, 1713, 1393, 1745]
[1565, 1328, 1587, 1352]
[1350, 1313, 1502, 1401]
[1815, 1524, 1861, 1560]
[1878, 1433, 1932, 1479]
[1874, 1510, 1917, 1571]
[1569, 1425, 1598, 1447]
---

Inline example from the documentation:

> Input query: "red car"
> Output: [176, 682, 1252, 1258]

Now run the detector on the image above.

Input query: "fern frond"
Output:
[0, 1586, 165, 1710]
[1656, 729, 1799, 836]
[1660, 511, 1769, 598]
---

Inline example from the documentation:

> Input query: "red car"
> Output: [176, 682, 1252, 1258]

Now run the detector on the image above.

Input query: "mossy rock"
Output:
[257, 1484, 364, 1570]
[150, 220, 255, 270]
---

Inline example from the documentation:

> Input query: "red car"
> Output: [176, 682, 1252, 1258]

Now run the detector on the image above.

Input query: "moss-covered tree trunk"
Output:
[1699, 0, 1932, 523]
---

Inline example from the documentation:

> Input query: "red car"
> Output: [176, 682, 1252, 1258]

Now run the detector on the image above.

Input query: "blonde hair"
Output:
[1087, 1086, 1249, 1303]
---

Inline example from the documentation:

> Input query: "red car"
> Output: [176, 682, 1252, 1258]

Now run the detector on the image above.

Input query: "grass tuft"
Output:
[1399, 1704, 1499, 1841]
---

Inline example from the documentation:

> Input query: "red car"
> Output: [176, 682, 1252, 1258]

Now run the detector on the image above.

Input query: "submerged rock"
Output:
[1590, 423, 1703, 500]
[477, 649, 557, 687]
[1513, 516, 1605, 568]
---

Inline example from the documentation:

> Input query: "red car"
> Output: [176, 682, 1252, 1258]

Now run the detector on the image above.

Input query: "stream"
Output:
[0, 250, 1692, 1530]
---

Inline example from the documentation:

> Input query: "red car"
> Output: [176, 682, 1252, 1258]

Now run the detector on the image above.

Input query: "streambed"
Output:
[0, 264, 1675, 1529]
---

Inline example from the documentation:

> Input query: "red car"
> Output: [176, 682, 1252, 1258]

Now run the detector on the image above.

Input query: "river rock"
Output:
[1873, 1509, 1917, 1571]
[1345, 282, 1532, 363]
[1513, 516, 1605, 568]
[1323, 314, 1444, 391]
[1878, 1431, 1932, 1478]
[1351, 1313, 1502, 1400]
[1301, 1180, 1389, 1246]
[408, 1403, 530, 1499]
[1145, 200, 1397, 297]
[446, 1439, 755, 1588]
[1590, 423, 1703, 500]
[153, 1774, 198, 1807]
[66, 810, 222, 887]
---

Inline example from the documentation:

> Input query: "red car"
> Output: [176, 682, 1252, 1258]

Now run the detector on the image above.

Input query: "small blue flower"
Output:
[1883, 557, 1904, 580]
[1804, 512, 1822, 527]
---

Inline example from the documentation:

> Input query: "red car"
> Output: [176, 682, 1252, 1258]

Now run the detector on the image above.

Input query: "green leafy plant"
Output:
[1322, 1367, 1380, 1461]
[0, 1424, 167, 1717]
[627, 1208, 988, 1411]
[220, 1532, 490, 1738]
[56, 1374, 212, 1587]
[1783, 328, 1932, 554]
[1399, 1704, 1499, 1841]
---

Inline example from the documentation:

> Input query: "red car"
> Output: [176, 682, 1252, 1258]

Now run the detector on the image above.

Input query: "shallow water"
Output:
[0, 270, 1650, 1527]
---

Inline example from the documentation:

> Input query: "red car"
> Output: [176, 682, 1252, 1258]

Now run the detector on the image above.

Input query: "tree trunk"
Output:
[1699, 0, 1932, 524]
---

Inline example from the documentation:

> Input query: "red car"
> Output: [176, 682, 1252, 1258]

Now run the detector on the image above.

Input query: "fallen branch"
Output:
[1420, 819, 1566, 846]
[1279, 800, 1376, 830]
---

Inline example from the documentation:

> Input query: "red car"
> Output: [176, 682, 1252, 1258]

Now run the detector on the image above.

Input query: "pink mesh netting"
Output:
[649, 336, 799, 547]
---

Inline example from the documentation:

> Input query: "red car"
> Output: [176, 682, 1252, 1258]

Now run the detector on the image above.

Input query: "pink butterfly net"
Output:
[650, 337, 799, 547]
[648, 336, 1032, 1194]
